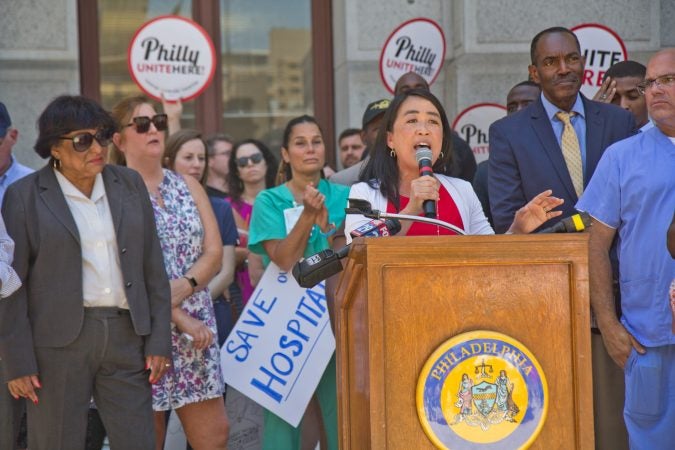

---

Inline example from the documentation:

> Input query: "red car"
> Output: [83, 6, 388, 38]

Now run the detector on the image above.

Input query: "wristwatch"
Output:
[183, 275, 198, 291]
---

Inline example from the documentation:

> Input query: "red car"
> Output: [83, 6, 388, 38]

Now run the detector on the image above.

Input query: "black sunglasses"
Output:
[58, 130, 112, 152]
[126, 114, 168, 133]
[236, 153, 264, 168]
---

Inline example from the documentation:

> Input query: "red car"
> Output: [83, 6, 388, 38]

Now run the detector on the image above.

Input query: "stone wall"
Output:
[333, 0, 673, 167]
[0, 0, 80, 169]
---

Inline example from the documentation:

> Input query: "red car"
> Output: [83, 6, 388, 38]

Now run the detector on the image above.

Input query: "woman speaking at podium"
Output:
[345, 89, 562, 239]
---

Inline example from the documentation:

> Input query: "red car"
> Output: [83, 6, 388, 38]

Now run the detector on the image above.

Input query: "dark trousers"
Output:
[26, 308, 155, 450]
[0, 368, 25, 450]
[592, 332, 629, 450]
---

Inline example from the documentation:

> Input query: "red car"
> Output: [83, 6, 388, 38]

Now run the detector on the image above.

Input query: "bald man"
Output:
[577, 48, 675, 449]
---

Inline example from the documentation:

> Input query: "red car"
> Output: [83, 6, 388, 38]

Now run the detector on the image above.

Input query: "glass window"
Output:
[98, 0, 195, 128]
[220, 0, 313, 153]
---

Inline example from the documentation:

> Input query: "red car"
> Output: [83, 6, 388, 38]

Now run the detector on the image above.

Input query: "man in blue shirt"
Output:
[577, 48, 675, 449]
[0, 102, 33, 205]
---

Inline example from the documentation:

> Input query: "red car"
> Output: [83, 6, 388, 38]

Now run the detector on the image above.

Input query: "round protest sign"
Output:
[571, 23, 627, 99]
[379, 18, 446, 94]
[128, 15, 216, 102]
[452, 103, 506, 164]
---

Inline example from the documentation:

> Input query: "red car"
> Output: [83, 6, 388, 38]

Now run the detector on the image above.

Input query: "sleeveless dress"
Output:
[150, 169, 225, 411]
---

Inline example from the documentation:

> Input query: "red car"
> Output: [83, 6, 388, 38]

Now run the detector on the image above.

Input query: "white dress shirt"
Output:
[0, 214, 21, 298]
[54, 170, 128, 308]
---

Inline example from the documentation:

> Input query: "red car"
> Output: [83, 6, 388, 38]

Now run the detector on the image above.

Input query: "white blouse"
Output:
[55, 170, 128, 309]
[345, 174, 494, 244]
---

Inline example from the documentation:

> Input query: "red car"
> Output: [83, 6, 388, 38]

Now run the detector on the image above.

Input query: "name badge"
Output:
[283, 204, 304, 234]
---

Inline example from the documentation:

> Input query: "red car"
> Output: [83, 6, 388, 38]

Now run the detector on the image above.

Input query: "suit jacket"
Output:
[488, 95, 636, 233]
[0, 164, 171, 381]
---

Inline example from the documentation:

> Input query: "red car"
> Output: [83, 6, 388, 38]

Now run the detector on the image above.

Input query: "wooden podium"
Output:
[334, 234, 594, 449]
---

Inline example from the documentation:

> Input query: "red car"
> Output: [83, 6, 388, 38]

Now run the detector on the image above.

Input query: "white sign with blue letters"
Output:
[220, 262, 335, 427]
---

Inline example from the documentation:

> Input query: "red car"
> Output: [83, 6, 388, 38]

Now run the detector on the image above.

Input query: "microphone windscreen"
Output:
[415, 146, 433, 164]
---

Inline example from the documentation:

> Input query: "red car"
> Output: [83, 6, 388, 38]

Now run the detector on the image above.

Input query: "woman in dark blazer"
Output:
[0, 95, 172, 450]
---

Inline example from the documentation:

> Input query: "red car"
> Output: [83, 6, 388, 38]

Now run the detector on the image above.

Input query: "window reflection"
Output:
[99, 0, 195, 127]
[220, 0, 313, 153]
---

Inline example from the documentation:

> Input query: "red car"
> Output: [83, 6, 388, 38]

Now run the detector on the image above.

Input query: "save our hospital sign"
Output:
[379, 18, 446, 94]
[220, 263, 335, 427]
[128, 15, 216, 102]
[571, 23, 628, 99]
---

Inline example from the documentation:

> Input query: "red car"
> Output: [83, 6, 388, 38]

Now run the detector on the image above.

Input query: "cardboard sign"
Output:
[452, 103, 507, 164]
[571, 23, 627, 99]
[128, 15, 216, 102]
[379, 18, 446, 94]
[220, 263, 335, 427]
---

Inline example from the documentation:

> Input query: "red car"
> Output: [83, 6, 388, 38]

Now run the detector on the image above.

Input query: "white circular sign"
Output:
[571, 23, 627, 99]
[379, 18, 446, 94]
[128, 15, 216, 102]
[452, 103, 507, 164]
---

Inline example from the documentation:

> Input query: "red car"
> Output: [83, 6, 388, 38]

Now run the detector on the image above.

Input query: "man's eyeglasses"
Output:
[58, 130, 112, 152]
[636, 74, 675, 95]
[235, 153, 264, 168]
[125, 114, 168, 133]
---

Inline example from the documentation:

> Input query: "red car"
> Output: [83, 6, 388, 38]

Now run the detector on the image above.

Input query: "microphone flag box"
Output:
[220, 262, 335, 427]
[352, 219, 391, 237]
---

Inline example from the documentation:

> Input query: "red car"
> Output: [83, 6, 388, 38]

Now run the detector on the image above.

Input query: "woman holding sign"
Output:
[345, 89, 564, 239]
[247, 115, 349, 450]
[110, 96, 229, 450]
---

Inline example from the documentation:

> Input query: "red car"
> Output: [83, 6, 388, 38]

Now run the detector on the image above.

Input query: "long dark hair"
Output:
[360, 89, 453, 210]
[227, 138, 278, 200]
[276, 114, 325, 185]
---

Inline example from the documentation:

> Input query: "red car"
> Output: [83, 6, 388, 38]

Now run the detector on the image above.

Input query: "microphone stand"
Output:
[357, 210, 466, 236]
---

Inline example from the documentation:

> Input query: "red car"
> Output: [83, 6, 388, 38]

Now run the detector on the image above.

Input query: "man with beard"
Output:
[488, 27, 636, 449]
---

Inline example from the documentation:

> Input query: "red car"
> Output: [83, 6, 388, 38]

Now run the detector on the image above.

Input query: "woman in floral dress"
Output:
[110, 95, 229, 450]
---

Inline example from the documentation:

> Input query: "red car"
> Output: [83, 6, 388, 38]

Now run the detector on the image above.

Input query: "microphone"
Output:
[292, 218, 401, 288]
[539, 212, 592, 233]
[415, 146, 436, 218]
[350, 218, 402, 238]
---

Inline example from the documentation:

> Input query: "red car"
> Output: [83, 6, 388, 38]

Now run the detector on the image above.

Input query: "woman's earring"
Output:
[439, 151, 444, 159]
[52, 158, 61, 169]
[390, 149, 396, 158]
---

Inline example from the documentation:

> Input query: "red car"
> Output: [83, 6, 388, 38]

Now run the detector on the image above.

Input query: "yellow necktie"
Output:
[555, 111, 584, 197]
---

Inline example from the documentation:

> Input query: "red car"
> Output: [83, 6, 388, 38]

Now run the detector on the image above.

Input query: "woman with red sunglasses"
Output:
[110, 96, 229, 450]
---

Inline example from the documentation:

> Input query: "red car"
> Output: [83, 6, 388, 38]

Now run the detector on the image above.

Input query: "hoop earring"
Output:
[439, 151, 444, 159]
[52, 158, 61, 170]
[390, 149, 396, 158]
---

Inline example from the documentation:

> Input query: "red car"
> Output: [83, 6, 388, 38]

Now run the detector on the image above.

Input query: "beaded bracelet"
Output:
[317, 222, 336, 238]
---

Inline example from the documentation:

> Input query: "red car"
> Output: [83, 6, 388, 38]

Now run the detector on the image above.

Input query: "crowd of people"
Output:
[0, 25, 673, 450]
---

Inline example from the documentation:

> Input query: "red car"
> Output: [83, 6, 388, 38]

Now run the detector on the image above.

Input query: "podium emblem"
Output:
[416, 331, 548, 449]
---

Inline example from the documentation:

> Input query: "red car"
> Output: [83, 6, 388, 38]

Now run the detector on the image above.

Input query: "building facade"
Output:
[1, 0, 673, 170]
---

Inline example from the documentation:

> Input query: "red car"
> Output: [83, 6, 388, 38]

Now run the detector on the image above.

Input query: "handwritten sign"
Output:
[220, 263, 335, 427]
[128, 15, 216, 102]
